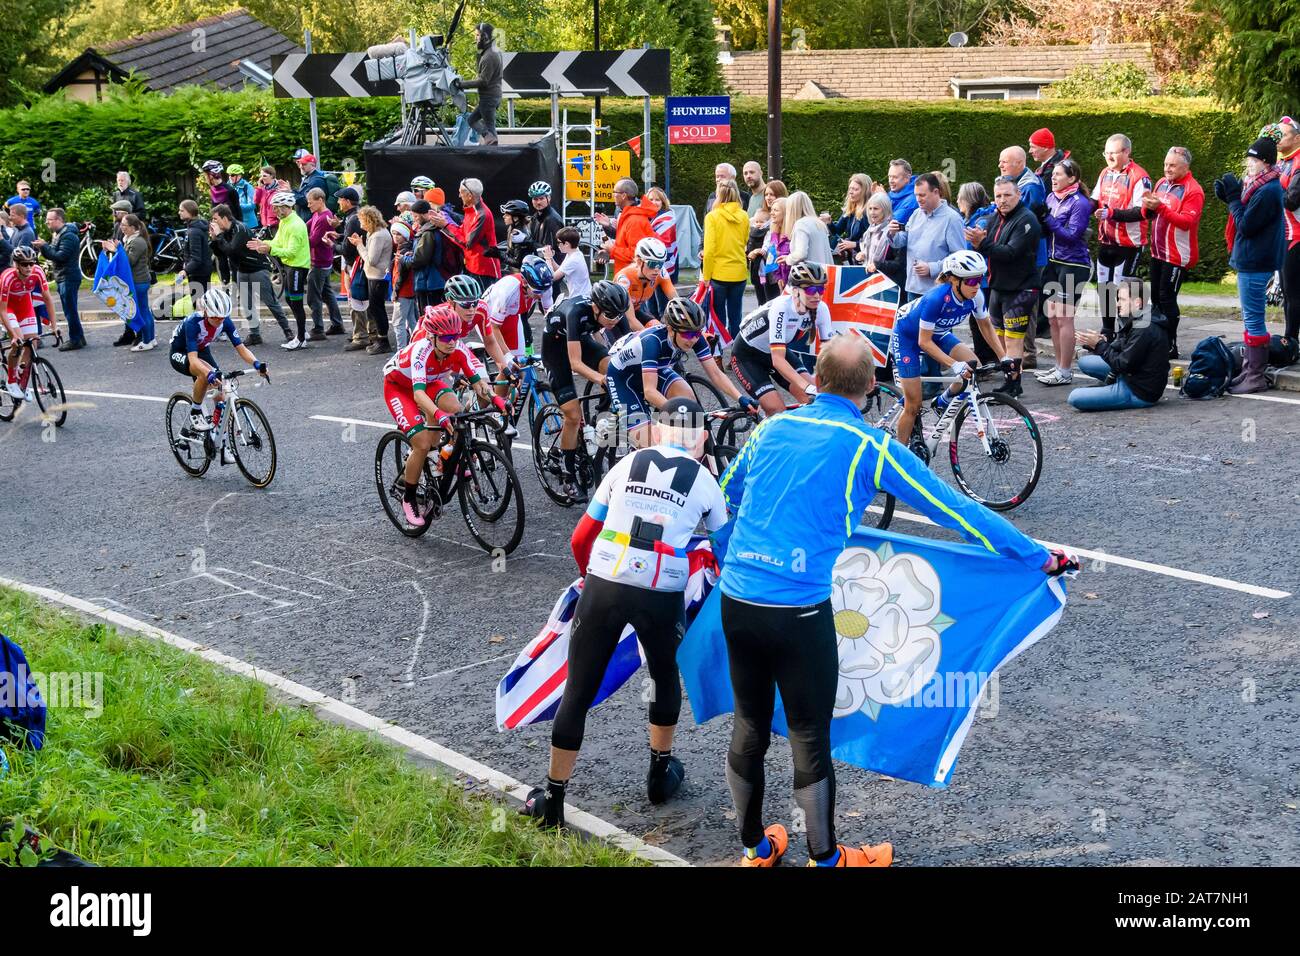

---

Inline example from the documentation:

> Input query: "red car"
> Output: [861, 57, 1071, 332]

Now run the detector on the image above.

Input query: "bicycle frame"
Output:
[879, 370, 1003, 460]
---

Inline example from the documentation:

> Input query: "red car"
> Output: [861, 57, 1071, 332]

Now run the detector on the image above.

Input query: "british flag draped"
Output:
[822, 266, 901, 366]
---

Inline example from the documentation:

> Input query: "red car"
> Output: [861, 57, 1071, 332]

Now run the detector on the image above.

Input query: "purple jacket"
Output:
[1043, 187, 1092, 266]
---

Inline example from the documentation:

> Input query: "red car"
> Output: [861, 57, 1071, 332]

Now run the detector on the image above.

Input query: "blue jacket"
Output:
[1014, 167, 1048, 268]
[889, 176, 918, 225]
[233, 179, 259, 230]
[294, 170, 329, 221]
[1043, 187, 1092, 266]
[39, 224, 82, 282]
[1228, 177, 1285, 274]
[718, 392, 1049, 606]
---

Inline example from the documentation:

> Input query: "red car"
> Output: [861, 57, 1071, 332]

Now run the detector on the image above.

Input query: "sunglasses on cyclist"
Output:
[435, 333, 461, 343]
[799, 284, 826, 296]
[960, 277, 982, 288]
[642, 259, 666, 269]
[676, 330, 702, 341]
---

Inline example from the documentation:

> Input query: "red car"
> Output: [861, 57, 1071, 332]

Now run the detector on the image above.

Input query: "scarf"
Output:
[1225, 166, 1280, 253]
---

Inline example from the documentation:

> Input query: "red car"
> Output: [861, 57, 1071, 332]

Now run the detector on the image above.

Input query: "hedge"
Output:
[0, 88, 1257, 278]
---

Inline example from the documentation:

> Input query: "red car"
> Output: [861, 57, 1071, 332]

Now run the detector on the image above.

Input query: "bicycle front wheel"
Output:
[374, 430, 436, 537]
[165, 393, 211, 477]
[457, 441, 525, 555]
[230, 398, 277, 488]
[531, 402, 582, 507]
[949, 393, 1042, 511]
[31, 358, 67, 428]
[685, 372, 727, 414]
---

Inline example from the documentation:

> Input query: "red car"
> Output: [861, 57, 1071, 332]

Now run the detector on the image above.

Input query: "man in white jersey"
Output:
[522, 398, 727, 828]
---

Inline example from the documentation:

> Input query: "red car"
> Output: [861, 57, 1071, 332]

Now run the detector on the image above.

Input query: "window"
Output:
[967, 90, 1008, 100]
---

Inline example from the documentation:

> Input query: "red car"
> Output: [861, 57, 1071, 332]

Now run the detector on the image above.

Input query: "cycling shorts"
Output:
[169, 340, 217, 378]
[730, 339, 808, 400]
[604, 364, 680, 433]
[988, 288, 1037, 340]
[541, 333, 609, 406]
[284, 266, 309, 301]
[890, 329, 961, 380]
[382, 369, 454, 437]
[4, 311, 38, 338]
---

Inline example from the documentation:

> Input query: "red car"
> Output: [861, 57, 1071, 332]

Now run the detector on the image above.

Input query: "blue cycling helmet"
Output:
[527, 181, 552, 198]
[519, 255, 553, 293]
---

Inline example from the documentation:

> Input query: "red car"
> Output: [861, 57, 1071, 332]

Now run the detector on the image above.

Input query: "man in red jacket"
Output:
[597, 178, 655, 273]
[1141, 146, 1204, 359]
[1092, 134, 1152, 340]
[432, 177, 500, 289]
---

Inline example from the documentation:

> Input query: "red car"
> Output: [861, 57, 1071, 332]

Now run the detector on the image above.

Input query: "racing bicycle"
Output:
[165, 369, 277, 487]
[0, 332, 67, 427]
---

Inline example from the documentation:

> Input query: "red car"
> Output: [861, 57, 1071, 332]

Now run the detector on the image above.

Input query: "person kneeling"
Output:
[1068, 280, 1170, 412]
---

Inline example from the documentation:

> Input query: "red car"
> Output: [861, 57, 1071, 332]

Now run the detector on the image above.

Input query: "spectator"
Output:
[762, 195, 792, 292]
[783, 191, 834, 272]
[957, 181, 996, 359]
[1028, 128, 1069, 193]
[526, 181, 564, 254]
[116, 215, 155, 351]
[390, 218, 419, 348]
[741, 161, 766, 218]
[434, 178, 499, 289]
[351, 205, 394, 354]
[248, 193, 311, 349]
[202, 161, 243, 225]
[464, 23, 503, 146]
[1069, 280, 1169, 411]
[599, 178, 655, 274]
[210, 203, 291, 347]
[1215, 136, 1285, 394]
[33, 207, 86, 351]
[748, 180, 787, 303]
[706, 163, 752, 214]
[255, 166, 279, 229]
[824, 173, 872, 264]
[1141, 146, 1204, 359]
[970, 176, 1042, 397]
[0, 209, 11, 272]
[645, 187, 678, 282]
[1037, 158, 1093, 385]
[886, 159, 918, 224]
[998, 145, 1048, 368]
[930, 170, 953, 203]
[5, 181, 40, 225]
[6, 205, 35, 248]
[334, 187, 370, 351]
[108, 200, 132, 242]
[890, 172, 966, 301]
[1278, 118, 1300, 345]
[1093, 134, 1152, 340]
[407, 195, 448, 313]
[857, 191, 904, 289]
[283, 151, 328, 221]
[227, 165, 260, 231]
[176, 199, 212, 300]
[114, 171, 146, 219]
[304, 187, 344, 341]
[702, 180, 750, 337]
[395, 191, 417, 218]
[543, 226, 590, 300]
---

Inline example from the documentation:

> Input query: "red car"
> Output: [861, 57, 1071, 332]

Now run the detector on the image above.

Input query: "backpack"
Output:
[1180, 335, 1233, 400]
[1268, 334, 1299, 368]
[0, 633, 46, 750]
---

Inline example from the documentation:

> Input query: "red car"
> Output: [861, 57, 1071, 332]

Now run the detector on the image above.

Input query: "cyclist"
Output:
[2, 246, 56, 401]
[615, 236, 675, 324]
[731, 261, 835, 418]
[605, 296, 756, 445]
[410, 176, 435, 203]
[481, 254, 554, 381]
[889, 250, 1009, 452]
[168, 288, 268, 457]
[381, 304, 506, 527]
[526, 181, 564, 252]
[540, 280, 642, 500]
[248, 191, 311, 349]
[522, 397, 729, 829]
[497, 200, 534, 272]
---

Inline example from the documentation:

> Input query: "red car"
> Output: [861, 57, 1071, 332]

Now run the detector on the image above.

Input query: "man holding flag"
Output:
[717, 333, 1077, 867]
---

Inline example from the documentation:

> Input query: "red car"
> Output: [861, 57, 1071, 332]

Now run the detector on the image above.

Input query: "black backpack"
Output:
[1180, 335, 1233, 400]
[1268, 334, 1299, 368]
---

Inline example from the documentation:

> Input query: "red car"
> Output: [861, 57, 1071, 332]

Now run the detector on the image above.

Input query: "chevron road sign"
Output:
[271, 53, 400, 98]
[501, 49, 670, 96]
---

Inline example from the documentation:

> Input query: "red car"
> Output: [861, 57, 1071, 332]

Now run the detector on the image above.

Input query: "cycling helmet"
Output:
[200, 160, 224, 175]
[444, 274, 482, 306]
[527, 181, 552, 198]
[410, 175, 435, 190]
[420, 303, 462, 338]
[590, 279, 630, 318]
[199, 287, 233, 317]
[226, 163, 245, 176]
[662, 296, 706, 334]
[500, 199, 530, 219]
[634, 236, 668, 265]
[939, 250, 987, 280]
[787, 261, 828, 289]
[519, 255, 553, 293]
[11, 245, 38, 265]
[270, 190, 297, 209]
[508, 228, 530, 246]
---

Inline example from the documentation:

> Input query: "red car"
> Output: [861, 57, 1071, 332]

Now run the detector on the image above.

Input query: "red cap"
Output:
[1029, 128, 1055, 149]
[295, 152, 317, 164]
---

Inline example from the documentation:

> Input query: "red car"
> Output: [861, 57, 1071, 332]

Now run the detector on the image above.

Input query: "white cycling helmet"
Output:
[270, 190, 297, 209]
[939, 250, 987, 280]
[199, 287, 233, 317]
[634, 236, 667, 265]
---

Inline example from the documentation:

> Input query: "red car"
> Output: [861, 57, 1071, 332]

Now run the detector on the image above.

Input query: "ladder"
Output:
[561, 105, 603, 272]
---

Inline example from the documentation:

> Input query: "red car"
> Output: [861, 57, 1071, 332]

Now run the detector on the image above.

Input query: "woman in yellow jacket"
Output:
[702, 180, 751, 337]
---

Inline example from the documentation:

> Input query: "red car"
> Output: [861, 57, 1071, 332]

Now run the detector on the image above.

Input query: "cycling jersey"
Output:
[889, 283, 984, 377]
[614, 264, 675, 308]
[1, 266, 51, 335]
[607, 324, 713, 376]
[542, 295, 629, 344]
[384, 338, 483, 390]
[176, 312, 242, 352]
[1146, 174, 1204, 268]
[483, 274, 553, 356]
[718, 392, 1049, 606]
[541, 296, 631, 405]
[1092, 161, 1152, 248]
[1278, 149, 1300, 248]
[585, 442, 728, 591]
[737, 294, 833, 354]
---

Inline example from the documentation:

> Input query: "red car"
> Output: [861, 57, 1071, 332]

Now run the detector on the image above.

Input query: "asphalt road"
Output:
[3, 314, 1298, 867]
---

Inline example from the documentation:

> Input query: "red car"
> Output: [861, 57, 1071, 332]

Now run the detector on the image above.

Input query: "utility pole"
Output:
[767, 0, 781, 179]
[594, 0, 601, 129]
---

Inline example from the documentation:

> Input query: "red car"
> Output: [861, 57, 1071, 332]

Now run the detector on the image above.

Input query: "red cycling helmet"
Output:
[420, 303, 462, 339]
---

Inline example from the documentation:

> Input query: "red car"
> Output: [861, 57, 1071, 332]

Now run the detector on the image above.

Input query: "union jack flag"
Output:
[823, 266, 901, 366]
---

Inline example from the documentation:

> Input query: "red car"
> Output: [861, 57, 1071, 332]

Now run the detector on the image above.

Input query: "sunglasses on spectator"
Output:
[961, 277, 982, 288]
[800, 284, 826, 296]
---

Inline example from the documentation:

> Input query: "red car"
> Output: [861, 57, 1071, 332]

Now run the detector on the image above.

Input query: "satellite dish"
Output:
[948, 32, 969, 48]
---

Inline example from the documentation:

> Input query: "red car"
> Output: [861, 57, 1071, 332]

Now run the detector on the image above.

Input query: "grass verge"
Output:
[0, 587, 640, 867]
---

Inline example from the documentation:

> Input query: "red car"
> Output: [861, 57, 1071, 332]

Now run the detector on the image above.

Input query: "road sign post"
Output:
[305, 30, 320, 163]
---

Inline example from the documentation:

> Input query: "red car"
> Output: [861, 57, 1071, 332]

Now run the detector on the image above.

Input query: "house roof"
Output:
[720, 43, 1155, 100]
[44, 8, 303, 94]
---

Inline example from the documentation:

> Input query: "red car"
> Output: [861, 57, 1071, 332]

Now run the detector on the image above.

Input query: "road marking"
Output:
[1161, 384, 1300, 406]
[309, 414, 533, 453]
[0, 575, 689, 867]
[402, 580, 431, 685]
[66, 389, 168, 403]
[863, 508, 1292, 599]
[250, 560, 355, 593]
[417, 652, 515, 682]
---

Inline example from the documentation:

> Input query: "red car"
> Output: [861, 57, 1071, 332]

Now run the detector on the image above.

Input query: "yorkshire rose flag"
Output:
[823, 265, 900, 366]
[91, 250, 142, 329]
[678, 527, 1068, 788]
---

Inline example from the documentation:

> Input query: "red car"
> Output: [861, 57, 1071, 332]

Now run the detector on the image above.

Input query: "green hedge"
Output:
[1, 88, 1256, 278]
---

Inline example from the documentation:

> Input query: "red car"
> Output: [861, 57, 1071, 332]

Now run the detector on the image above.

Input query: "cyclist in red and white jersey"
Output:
[1141, 146, 1204, 358]
[2, 247, 57, 400]
[382, 304, 507, 526]
[1092, 134, 1152, 339]
[481, 255, 554, 365]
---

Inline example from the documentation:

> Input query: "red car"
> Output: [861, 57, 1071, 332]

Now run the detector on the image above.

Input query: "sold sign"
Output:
[666, 96, 731, 145]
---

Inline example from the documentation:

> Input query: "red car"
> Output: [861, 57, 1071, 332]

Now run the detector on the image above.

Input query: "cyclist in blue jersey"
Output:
[890, 250, 1009, 450]
[169, 288, 268, 437]
[605, 296, 755, 443]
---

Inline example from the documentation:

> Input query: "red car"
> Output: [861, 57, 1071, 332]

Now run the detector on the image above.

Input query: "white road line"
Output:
[403, 580, 431, 685]
[214, 567, 320, 601]
[308, 413, 532, 452]
[417, 652, 515, 682]
[863, 508, 1292, 600]
[0, 574, 688, 867]
[1162, 384, 1300, 406]
[66, 389, 168, 403]
[250, 560, 355, 593]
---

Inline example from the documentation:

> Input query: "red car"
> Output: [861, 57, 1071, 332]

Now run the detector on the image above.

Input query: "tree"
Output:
[712, 0, 1012, 51]
[1212, 0, 1300, 122]
[0, 0, 78, 106]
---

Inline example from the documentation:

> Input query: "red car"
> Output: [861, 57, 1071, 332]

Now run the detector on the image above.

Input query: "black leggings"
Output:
[722, 593, 839, 860]
[550, 575, 686, 753]
[367, 279, 390, 338]
[1148, 258, 1185, 345]
[1282, 242, 1300, 341]
[1095, 245, 1142, 338]
[284, 266, 308, 340]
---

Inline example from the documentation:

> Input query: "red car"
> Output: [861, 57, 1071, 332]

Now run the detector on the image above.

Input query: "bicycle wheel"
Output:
[374, 430, 436, 538]
[457, 441, 525, 554]
[863, 382, 904, 430]
[229, 398, 277, 488]
[80, 242, 98, 277]
[0, 379, 17, 422]
[949, 393, 1042, 511]
[685, 372, 727, 413]
[165, 393, 211, 477]
[531, 402, 583, 506]
[31, 358, 67, 428]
